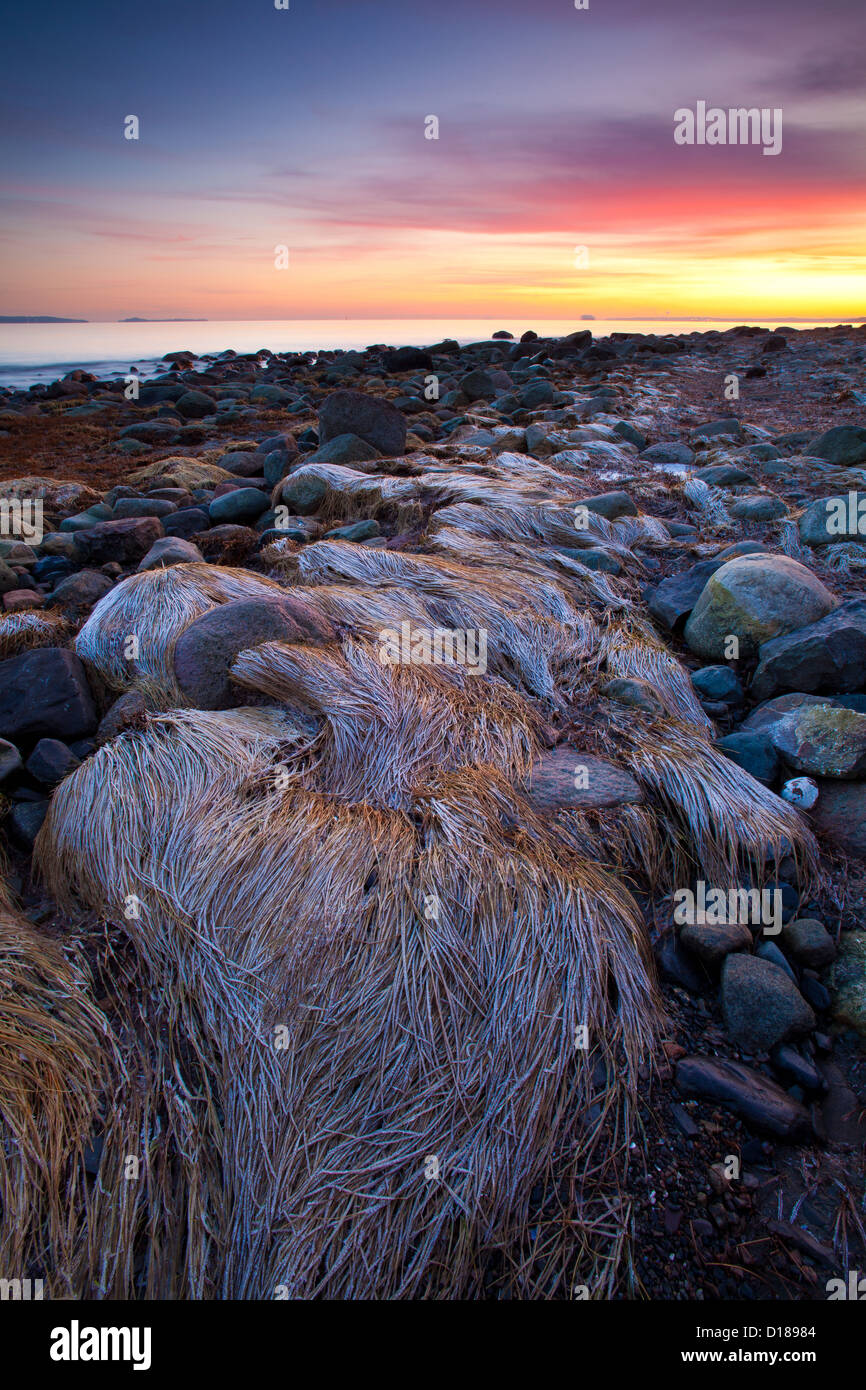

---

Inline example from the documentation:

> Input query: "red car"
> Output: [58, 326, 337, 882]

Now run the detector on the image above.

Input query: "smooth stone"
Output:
[674, 1055, 811, 1138]
[163, 507, 212, 540]
[691, 665, 743, 702]
[720, 953, 815, 1052]
[175, 389, 216, 419]
[526, 748, 644, 810]
[25, 737, 80, 787]
[137, 536, 204, 571]
[278, 470, 329, 516]
[112, 497, 177, 520]
[8, 799, 49, 849]
[208, 488, 269, 525]
[683, 554, 838, 660]
[96, 690, 148, 745]
[729, 495, 788, 522]
[809, 425, 866, 467]
[73, 517, 165, 567]
[579, 490, 637, 519]
[695, 464, 754, 487]
[601, 677, 664, 715]
[0, 647, 97, 741]
[306, 433, 382, 466]
[799, 492, 866, 546]
[174, 597, 336, 710]
[323, 519, 380, 542]
[641, 442, 695, 467]
[46, 569, 113, 615]
[782, 919, 836, 969]
[679, 920, 752, 965]
[808, 779, 866, 859]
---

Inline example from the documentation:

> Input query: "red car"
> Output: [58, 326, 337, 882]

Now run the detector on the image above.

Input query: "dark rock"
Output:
[0, 648, 97, 741]
[307, 433, 382, 466]
[277, 470, 329, 516]
[163, 507, 212, 540]
[318, 389, 406, 456]
[721, 953, 815, 1052]
[579, 490, 637, 520]
[0, 736, 23, 782]
[679, 920, 751, 965]
[97, 691, 147, 745]
[175, 389, 216, 420]
[73, 517, 164, 567]
[323, 519, 380, 542]
[459, 369, 496, 401]
[770, 1044, 825, 1092]
[695, 463, 753, 486]
[809, 425, 866, 467]
[751, 600, 866, 700]
[808, 779, 866, 859]
[174, 597, 336, 710]
[654, 930, 711, 994]
[217, 451, 265, 478]
[384, 346, 433, 371]
[44, 569, 113, 618]
[25, 737, 80, 787]
[640, 442, 695, 468]
[782, 918, 835, 969]
[691, 665, 743, 703]
[208, 488, 269, 525]
[674, 1055, 812, 1138]
[799, 974, 830, 1012]
[8, 799, 49, 849]
[112, 497, 177, 520]
[646, 560, 724, 630]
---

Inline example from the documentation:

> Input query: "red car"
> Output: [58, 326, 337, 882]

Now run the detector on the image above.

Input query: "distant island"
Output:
[0, 315, 88, 323]
[120, 317, 208, 323]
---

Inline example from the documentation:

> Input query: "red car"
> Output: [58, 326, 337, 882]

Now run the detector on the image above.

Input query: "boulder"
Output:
[46, 570, 113, 616]
[174, 597, 335, 710]
[137, 536, 204, 571]
[770, 704, 866, 779]
[683, 554, 838, 659]
[318, 390, 406, 456]
[782, 919, 836, 969]
[73, 517, 164, 567]
[720, 953, 815, 1052]
[809, 425, 866, 467]
[208, 489, 269, 525]
[646, 560, 724, 629]
[307, 434, 382, 466]
[807, 779, 866, 859]
[750, 599, 866, 700]
[799, 492, 866, 546]
[24, 738, 80, 787]
[0, 648, 96, 741]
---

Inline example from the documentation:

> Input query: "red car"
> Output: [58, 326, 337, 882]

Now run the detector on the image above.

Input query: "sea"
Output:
[0, 317, 857, 391]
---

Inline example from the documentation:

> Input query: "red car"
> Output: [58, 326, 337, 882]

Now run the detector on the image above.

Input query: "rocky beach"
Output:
[1, 322, 865, 1301]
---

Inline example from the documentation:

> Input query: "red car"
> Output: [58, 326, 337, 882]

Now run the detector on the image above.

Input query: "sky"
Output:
[1, 0, 864, 322]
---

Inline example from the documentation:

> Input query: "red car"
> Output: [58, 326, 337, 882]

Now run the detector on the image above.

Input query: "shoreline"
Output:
[1, 319, 865, 1299]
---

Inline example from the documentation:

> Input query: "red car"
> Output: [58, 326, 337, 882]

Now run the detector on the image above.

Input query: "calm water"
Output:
[0, 316, 855, 390]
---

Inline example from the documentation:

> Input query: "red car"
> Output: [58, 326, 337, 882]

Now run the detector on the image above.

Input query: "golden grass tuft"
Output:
[0, 610, 71, 659]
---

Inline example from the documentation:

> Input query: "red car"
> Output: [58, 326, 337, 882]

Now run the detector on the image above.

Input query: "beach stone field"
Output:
[1, 323, 865, 1300]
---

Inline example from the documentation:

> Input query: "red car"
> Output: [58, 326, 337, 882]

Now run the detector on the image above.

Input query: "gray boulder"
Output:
[318, 390, 406, 456]
[0, 648, 96, 741]
[750, 599, 866, 699]
[683, 554, 838, 659]
[721, 953, 815, 1052]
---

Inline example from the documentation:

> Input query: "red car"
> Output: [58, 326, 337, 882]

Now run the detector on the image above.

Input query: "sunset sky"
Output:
[2, 0, 864, 322]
